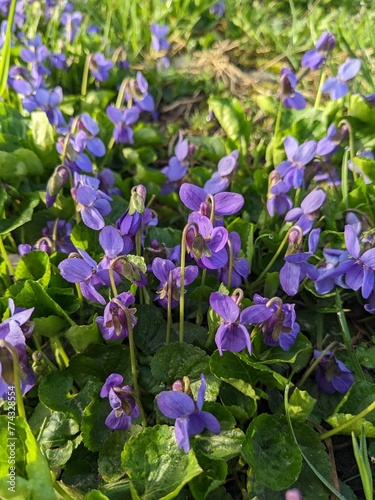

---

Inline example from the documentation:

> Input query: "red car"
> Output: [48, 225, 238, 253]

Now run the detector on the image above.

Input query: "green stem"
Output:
[341, 149, 350, 210]
[321, 401, 375, 440]
[335, 289, 365, 380]
[297, 341, 338, 389]
[196, 269, 206, 325]
[179, 222, 199, 343]
[81, 54, 92, 99]
[339, 119, 357, 183]
[227, 237, 234, 289]
[109, 260, 119, 297]
[0, 235, 15, 277]
[166, 271, 173, 345]
[52, 337, 70, 369]
[274, 97, 283, 137]
[0, 340, 26, 420]
[314, 65, 326, 109]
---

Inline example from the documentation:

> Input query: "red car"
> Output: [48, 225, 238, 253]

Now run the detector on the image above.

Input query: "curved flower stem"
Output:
[227, 238, 234, 289]
[81, 54, 92, 99]
[196, 268, 207, 326]
[296, 341, 338, 389]
[179, 222, 199, 343]
[249, 226, 294, 292]
[109, 260, 119, 297]
[0, 340, 26, 420]
[166, 271, 173, 345]
[320, 400, 375, 440]
[274, 97, 283, 137]
[335, 289, 365, 380]
[314, 65, 326, 109]
[0, 235, 15, 278]
[339, 119, 357, 183]
[52, 336, 70, 368]
[341, 149, 350, 210]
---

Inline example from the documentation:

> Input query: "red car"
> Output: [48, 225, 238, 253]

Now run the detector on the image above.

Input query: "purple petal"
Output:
[209, 292, 239, 322]
[217, 154, 237, 176]
[331, 372, 354, 393]
[338, 58, 361, 81]
[100, 373, 124, 397]
[175, 138, 189, 162]
[201, 248, 228, 270]
[294, 141, 317, 165]
[200, 411, 221, 434]
[175, 417, 190, 452]
[87, 137, 106, 157]
[308, 228, 321, 253]
[284, 136, 299, 160]
[215, 323, 251, 355]
[81, 207, 105, 230]
[345, 264, 363, 291]
[179, 183, 206, 211]
[188, 413, 205, 435]
[301, 188, 326, 213]
[152, 258, 175, 283]
[285, 207, 303, 222]
[344, 225, 360, 258]
[105, 410, 132, 430]
[321, 77, 337, 93]
[58, 258, 92, 283]
[361, 248, 375, 269]
[100, 226, 124, 257]
[362, 267, 374, 299]
[75, 186, 97, 206]
[107, 105, 123, 124]
[280, 262, 301, 296]
[157, 391, 195, 418]
[276, 160, 293, 177]
[209, 227, 228, 252]
[79, 281, 106, 304]
[301, 50, 324, 70]
[240, 304, 273, 324]
[214, 192, 244, 215]
[331, 81, 349, 100]
[196, 373, 206, 411]
[204, 173, 229, 195]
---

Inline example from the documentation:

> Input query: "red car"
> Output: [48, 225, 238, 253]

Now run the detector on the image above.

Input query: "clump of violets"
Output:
[100, 374, 140, 430]
[162, 132, 191, 187]
[152, 257, 198, 308]
[313, 350, 354, 394]
[276, 136, 317, 188]
[301, 32, 335, 70]
[245, 295, 300, 351]
[89, 52, 114, 82]
[321, 58, 361, 100]
[209, 290, 253, 355]
[157, 374, 220, 453]
[96, 292, 137, 341]
[150, 23, 170, 68]
[279, 68, 305, 110]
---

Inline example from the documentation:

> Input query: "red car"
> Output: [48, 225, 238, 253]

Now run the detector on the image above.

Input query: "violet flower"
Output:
[204, 150, 239, 194]
[315, 248, 349, 295]
[76, 113, 106, 158]
[209, 292, 253, 355]
[186, 213, 228, 270]
[179, 183, 244, 220]
[151, 23, 169, 52]
[217, 232, 249, 287]
[106, 105, 140, 144]
[316, 123, 347, 157]
[313, 350, 354, 394]
[46, 166, 69, 208]
[301, 32, 335, 70]
[245, 295, 300, 351]
[58, 248, 108, 305]
[89, 53, 114, 82]
[279, 68, 306, 110]
[100, 374, 140, 430]
[71, 173, 112, 231]
[42, 220, 75, 254]
[276, 136, 317, 188]
[162, 132, 190, 183]
[152, 257, 198, 308]
[60, 10, 83, 43]
[322, 58, 361, 100]
[23, 86, 64, 127]
[266, 171, 293, 217]
[279, 228, 320, 296]
[96, 292, 137, 341]
[157, 374, 220, 453]
[210, 1, 226, 16]
[285, 188, 326, 234]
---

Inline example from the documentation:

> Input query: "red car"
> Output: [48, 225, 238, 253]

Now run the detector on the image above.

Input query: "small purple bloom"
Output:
[60, 10, 83, 43]
[186, 213, 228, 270]
[209, 292, 253, 355]
[279, 228, 320, 296]
[106, 105, 140, 144]
[162, 132, 190, 183]
[151, 23, 169, 52]
[266, 171, 293, 217]
[245, 295, 300, 351]
[96, 292, 137, 341]
[321, 58, 361, 100]
[210, 1, 226, 16]
[100, 374, 140, 430]
[152, 257, 198, 308]
[204, 150, 238, 194]
[316, 123, 347, 157]
[285, 188, 326, 234]
[276, 136, 317, 188]
[42, 220, 75, 254]
[157, 374, 220, 452]
[279, 68, 306, 110]
[313, 350, 354, 394]
[301, 32, 335, 70]
[89, 52, 114, 82]
[315, 248, 349, 295]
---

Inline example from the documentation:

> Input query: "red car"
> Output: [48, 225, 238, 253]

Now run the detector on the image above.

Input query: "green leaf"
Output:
[189, 454, 227, 500]
[0, 192, 39, 235]
[134, 304, 167, 354]
[15, 280, 75, 324]
[68, 344, 132, 387]
[30, 112, 57, 165]
[256, 333, 312, 364]
[241, 414, 302, 490]
[193, 427, 245, 461]
[70, 223, 101, 253]
[145, 226, 183, 248]
[85, 490, 110, 500]
[38, 370, 101, 424]
[13, 148, 44, 176]
[33, 316, 66, 338]
[208, 97, 251, 156]
[151, 342, 210, 384]
[81, 398, 112, 452]
[0, 416, 57, 499]
[288, 388, 316, 422]
[65, 320, 101, 352]
[133, 126, 164, 146]
[121, 425, 202, 499]
[98, 426, 142, 483]
[0, 151, 26, 181]
[15, 250, 51, 287]
[353, 157, 375, 182]
[335, 381, 375, 426]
